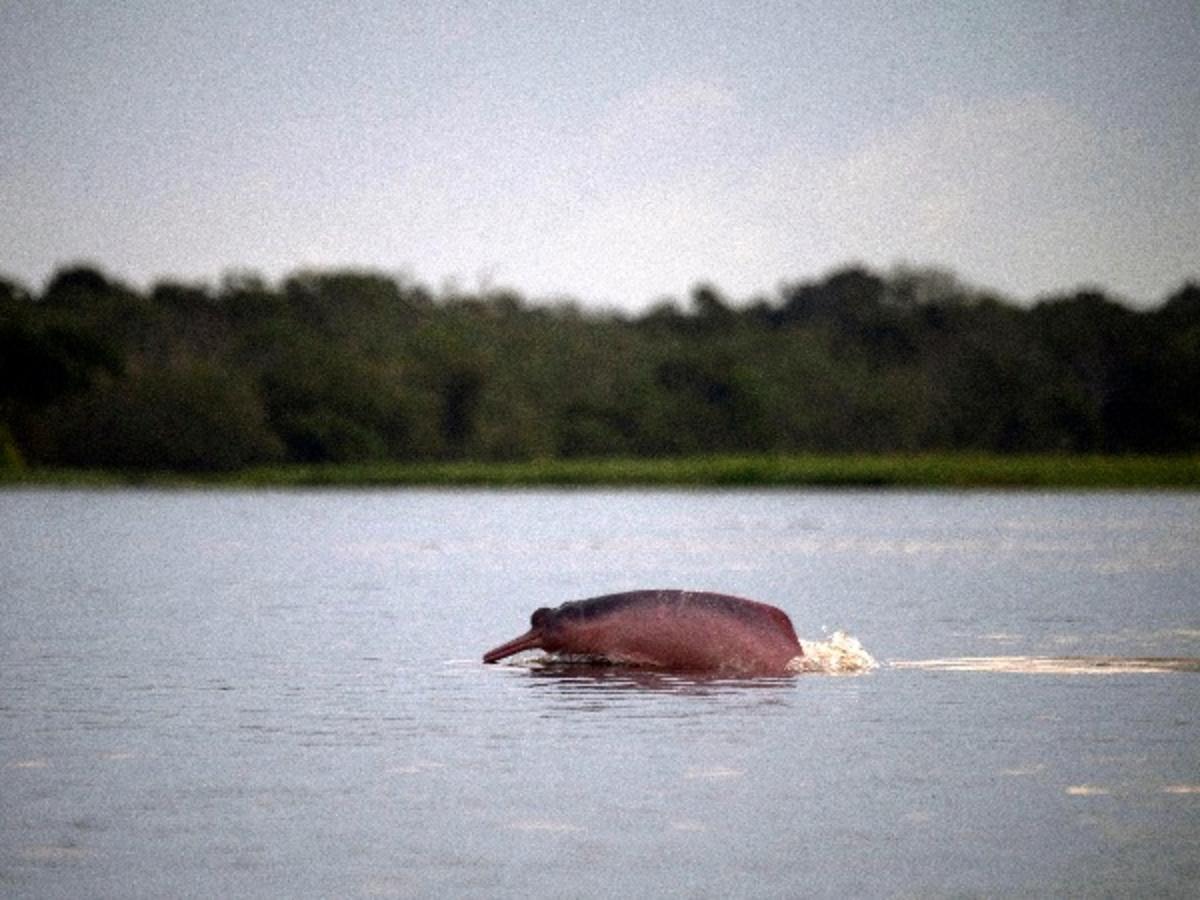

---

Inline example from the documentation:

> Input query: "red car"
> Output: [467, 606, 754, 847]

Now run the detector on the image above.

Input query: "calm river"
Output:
[2, 488, 1198, 898]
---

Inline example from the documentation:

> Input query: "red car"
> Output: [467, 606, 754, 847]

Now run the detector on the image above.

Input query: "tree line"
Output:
[2, 262, 1198, 471]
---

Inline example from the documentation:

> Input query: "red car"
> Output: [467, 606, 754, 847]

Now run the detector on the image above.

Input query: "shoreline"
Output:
[3, 454, 1199, 489]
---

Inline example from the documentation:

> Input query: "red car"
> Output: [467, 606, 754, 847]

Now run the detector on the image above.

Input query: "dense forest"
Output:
[2, 262, 1198, 472]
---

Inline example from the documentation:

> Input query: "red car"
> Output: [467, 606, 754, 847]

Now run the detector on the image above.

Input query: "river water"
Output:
[2, 488, 1198, 898]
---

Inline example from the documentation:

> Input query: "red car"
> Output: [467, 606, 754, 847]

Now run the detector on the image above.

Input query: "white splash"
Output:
[790, 631, 879, 674]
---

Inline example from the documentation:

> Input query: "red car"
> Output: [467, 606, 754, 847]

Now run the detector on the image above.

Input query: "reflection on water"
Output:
[523, 663, 800, 695]
[509, 661, 804, 722]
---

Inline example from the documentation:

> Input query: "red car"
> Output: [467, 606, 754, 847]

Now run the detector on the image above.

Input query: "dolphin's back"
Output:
[534, 589, 803, 673]
[553, 589, 798, 641]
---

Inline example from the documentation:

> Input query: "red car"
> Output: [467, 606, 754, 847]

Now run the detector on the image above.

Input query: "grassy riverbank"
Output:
[5, 454, 1199, 489]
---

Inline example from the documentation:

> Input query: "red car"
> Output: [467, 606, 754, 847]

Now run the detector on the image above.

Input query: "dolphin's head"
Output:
[482, 607, 556, 663]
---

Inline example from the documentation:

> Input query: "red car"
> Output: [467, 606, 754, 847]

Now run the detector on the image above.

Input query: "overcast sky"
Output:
[2, 1, 1197, 309]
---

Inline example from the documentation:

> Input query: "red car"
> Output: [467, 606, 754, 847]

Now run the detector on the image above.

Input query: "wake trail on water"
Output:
[787, 635, 1200, 676]
[889, 656, 1200, 674]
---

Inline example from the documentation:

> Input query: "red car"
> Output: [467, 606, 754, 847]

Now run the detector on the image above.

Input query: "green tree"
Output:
[45, 363, 280, 471]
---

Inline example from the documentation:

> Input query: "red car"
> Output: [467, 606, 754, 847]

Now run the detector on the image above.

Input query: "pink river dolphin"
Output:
[483, 589, 804, 675]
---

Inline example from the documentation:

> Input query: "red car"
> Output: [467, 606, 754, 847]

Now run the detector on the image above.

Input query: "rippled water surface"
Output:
[2, 488, 1199, 897]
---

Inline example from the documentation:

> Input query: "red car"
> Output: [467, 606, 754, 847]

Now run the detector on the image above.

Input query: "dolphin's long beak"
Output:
[482, 628, 543, 664]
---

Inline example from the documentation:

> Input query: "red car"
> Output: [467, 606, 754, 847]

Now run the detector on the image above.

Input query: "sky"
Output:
[2, 1, 1197, 310]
